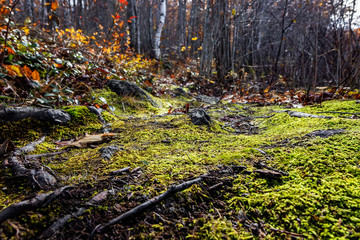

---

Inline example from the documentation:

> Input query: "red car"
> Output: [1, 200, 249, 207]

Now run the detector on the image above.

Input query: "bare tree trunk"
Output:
[153, 0, 167, 60]
[177, 0, 186, 55]
[273, 0, 289, 83]
[127, 0, 137, 51]
[200, 0, 212, 76]
[135, 0, 141, 53]
[24, 0, 33, 21]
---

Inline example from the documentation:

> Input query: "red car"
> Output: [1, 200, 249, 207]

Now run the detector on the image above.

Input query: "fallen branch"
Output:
[0, 185, 73, 224]
[40, 189, 114, 239]
[93, 177, 204, 234]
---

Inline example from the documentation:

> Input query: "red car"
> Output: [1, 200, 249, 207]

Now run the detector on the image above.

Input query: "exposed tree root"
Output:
[40, 189, 114, 239]
[0, 185, 73, 224]
[93, 177, 204, 234]
[0, 107, 71, 124]
[4, 137, 57, 188]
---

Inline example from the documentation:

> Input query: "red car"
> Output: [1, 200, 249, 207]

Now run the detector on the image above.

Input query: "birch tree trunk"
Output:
[153, 0, 167, 60]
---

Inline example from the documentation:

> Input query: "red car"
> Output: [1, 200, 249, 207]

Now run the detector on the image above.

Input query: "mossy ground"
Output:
[1, 97, 360, 239]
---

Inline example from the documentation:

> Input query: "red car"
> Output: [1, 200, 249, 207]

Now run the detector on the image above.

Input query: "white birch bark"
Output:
[153, 0, 167, 60]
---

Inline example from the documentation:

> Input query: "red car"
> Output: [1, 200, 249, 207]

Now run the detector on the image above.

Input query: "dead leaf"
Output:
[57, 133, 117, 148]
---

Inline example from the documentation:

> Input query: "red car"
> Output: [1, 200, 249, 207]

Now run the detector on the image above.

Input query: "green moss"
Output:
[2, 99, 360, 238]
[101, 111, 117, 123]
[190, 217, 249, 239]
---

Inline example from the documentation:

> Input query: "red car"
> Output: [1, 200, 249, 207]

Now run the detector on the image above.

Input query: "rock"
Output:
[107, 80, 158, 107]
[196, 94, 220, 105]
[287, 111, 332, 119]
[32, 169, 57, 188]
[87, 106, 105, 124]
[305, 129, 345, 138]
[0, 107, 71, 124]
[190, 109, 211, 125]
[174, 88, 192, 98]
[99, 145, 121, 160]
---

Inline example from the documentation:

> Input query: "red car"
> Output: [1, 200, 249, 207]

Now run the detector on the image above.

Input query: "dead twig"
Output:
[269, 227, 305, 238]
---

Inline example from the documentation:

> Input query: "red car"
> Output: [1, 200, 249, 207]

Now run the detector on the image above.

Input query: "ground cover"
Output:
[1, 95, 360, 239]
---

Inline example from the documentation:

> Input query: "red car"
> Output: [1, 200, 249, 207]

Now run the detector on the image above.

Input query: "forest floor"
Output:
[1, 91, 360, 239]
[1, 25, 360, 239]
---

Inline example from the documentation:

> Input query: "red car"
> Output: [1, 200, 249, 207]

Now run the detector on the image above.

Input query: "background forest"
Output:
[9, 0, 360, 94]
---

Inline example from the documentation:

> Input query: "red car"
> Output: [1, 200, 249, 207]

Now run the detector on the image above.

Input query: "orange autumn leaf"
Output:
[0, 6, 10, 16]
[143, 80, 153, 87]
[31, 70, 40, 81]
[6, 47, 14, 54]
[51, 0, 58, 11]
[22, 65, 32, 78]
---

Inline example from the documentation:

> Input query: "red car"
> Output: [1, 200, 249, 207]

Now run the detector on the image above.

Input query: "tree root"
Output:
[92, 177, 204, 235]
[0, 185, 73, 224]
[0, 107, 71, 124]
[4, 137, 57, 188]
[40, 189, 114, 239]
